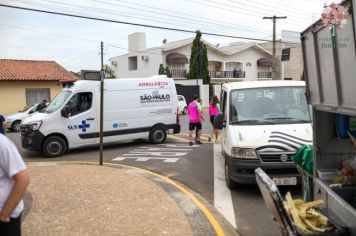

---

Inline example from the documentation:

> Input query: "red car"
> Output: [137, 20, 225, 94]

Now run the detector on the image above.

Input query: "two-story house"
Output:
[109, 32, 274, 82]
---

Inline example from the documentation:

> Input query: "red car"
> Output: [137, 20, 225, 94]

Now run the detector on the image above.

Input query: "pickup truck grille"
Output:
[258, 152, 295, 163]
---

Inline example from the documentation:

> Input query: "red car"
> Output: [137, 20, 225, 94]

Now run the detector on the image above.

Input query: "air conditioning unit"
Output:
[142, 55, 149, 61]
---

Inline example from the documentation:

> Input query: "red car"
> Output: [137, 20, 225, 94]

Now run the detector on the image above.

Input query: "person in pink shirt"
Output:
[188, 95, 204, 146]
[208, 95, 220, 143]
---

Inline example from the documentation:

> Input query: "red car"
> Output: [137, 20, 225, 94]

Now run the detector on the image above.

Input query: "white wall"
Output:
[224, 47, 271, 81]
[214, 85, 222, 98]
[110, 48, 163, 78]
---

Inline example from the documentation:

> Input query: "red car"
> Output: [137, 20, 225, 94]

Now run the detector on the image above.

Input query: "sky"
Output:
[0, 0, 334, 72]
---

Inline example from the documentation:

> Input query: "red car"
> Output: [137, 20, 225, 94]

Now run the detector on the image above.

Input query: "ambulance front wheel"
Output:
[149, 126, 167, 144]
[43, 136, 67, 157]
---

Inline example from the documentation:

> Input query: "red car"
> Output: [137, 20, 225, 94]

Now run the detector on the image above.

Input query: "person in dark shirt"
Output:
[0, 114, 5, 134]
[36, 100, 48, 112]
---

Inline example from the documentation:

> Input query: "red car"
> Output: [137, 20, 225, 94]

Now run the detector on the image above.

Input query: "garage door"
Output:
[175, 84, 199, 104]
[26, 88, 50, 105]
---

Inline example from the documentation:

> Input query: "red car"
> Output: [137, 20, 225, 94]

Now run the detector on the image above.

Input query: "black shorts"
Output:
[189, 122, 202, 131]
[210, 115, 216, 125]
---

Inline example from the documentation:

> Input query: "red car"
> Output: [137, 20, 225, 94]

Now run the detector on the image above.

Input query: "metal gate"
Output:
[175, 84, 199, 104]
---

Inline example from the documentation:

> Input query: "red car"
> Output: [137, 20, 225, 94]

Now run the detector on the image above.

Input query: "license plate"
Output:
[273, 177, 297, 185]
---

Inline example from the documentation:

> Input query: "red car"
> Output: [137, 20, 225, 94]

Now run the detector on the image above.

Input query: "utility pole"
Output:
[263, 15, 287, 80]
[99, 41, 104, 165]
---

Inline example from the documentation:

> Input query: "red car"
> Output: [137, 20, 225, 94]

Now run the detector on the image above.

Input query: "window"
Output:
[128, 56, 138, 70]
[65, 92, 93, 117]
[26, 88, 50, 106]
[246, 62, 252, 67]
[230, 87, 310, 124]
[46, 90, 71, 113]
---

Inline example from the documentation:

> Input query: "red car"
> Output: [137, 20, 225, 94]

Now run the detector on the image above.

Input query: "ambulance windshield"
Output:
[45, 90, 72, 113]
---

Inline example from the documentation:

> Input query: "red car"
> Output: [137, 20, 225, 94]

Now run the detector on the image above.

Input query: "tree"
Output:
[158, 64, 172, 78]
[165, 66, 172, 78]
[188, 31, 210, 84]
[158, 64, 165, 75]
[104, 64, 116, 79]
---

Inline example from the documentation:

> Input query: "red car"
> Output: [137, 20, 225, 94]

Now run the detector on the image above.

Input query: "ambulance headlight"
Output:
[231, 148, 258, 160]
[30, 121, 42, 130]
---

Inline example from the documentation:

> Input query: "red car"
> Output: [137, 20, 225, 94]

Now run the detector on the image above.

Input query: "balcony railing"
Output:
[170, 69, 187, 78]
[257, 71, 272, 78]
[209, 70, 245, 78]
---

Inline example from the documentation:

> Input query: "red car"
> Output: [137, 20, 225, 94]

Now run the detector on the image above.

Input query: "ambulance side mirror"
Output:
[61, 105, 71, 118]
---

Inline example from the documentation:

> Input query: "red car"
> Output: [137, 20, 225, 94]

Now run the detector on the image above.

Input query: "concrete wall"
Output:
[128, 32, 146, 53]
[283, 47, 303, 80]
[0, 81, 63, 115]
[259, 42, 303, 80]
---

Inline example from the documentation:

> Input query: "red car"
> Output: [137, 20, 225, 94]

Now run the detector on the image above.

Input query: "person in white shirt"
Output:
[0, 134, 29, 236]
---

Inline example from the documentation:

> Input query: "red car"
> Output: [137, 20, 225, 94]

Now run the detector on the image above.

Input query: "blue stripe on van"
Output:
[79, 124, 179, 139]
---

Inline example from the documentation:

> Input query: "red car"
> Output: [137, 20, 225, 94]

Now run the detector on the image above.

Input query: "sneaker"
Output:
[189, 142, 194, 146]
[195, 140, 203, 145]
[208, 137, 212, 142]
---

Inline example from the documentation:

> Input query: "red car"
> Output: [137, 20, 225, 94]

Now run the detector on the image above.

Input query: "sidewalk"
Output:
[22, 162, 238, 236]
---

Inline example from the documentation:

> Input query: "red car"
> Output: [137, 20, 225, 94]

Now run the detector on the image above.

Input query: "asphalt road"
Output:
[6, 114, 302, 236]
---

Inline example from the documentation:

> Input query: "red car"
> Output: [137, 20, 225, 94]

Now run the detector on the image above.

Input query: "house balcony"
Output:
[257, 71, 272, 80]
[209, 70, 245, 79]
[170, 69, 187, 78]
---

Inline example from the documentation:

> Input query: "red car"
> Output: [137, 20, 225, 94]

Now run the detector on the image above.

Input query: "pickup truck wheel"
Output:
[43, 136, 67, 157]
[11, 121, 21, 132]
[225, 163, 238, 189]
[149, 126, 167, 144]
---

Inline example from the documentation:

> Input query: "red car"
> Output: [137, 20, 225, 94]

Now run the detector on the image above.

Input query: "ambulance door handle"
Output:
[86, 117, 95, 121]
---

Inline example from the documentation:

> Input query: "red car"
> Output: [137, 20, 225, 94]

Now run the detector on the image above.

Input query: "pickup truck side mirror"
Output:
[213, 112, 226, 130]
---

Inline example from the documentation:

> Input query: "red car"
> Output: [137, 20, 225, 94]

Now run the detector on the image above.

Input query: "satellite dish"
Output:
[162, 39, 167, 44]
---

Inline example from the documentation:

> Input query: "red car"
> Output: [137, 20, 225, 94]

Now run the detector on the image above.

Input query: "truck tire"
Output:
[225, 163, 238, 189]
[149, 126, 167, 144]
[11, 121, 21, 132]
[42, 136, 67, 157]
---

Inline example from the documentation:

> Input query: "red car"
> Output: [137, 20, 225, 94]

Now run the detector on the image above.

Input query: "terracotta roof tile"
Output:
[0, 59, 78, 81]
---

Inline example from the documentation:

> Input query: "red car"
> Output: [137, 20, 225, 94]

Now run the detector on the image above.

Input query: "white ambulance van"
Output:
[214, 81, 312, 189]
[20, 76, 180, 157]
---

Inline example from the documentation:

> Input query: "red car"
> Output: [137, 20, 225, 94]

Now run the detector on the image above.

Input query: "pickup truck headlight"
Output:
[231, 148, 258, 160]
[29, 121, 42, 130]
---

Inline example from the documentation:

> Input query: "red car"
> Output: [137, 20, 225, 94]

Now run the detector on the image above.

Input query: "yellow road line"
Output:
[53, 161, 225, 236]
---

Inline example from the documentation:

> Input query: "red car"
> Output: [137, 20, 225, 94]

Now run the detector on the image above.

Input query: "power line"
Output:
[34, 0, 266, 36]
[103, 0, 272, 34]
[226, 0, 316, 18]
[186, 0, 311, 26]
[0, 3, 279, 42]
[204, 0, 312, 20]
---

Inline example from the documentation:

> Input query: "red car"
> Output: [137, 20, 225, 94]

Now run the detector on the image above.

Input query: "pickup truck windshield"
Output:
[45, 90, 72, 114]
[230, 86, 310, 124]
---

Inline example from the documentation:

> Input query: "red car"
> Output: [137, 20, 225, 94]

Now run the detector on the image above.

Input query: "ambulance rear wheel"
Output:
[43, 136, 67, 157]
[149, 126, 167, 144]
